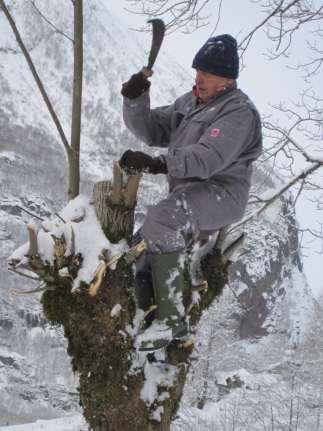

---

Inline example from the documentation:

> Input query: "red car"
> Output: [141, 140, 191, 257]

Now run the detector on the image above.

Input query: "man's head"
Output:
[192, 34, 239, 102]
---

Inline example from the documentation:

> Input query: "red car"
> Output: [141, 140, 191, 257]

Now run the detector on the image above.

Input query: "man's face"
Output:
[195, 70, 233, 103]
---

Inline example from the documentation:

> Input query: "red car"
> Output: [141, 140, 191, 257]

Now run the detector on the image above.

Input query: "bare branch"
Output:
[222, 233, 245, 264]
[265, 1, 323, 61]
[124, 0, 213, 33]
[209, 0, 223, 36]
[8, 267, 39, 281]
[30, 0, 74, 43]
[229, 160, 323, 234]
[0, 0, 71, 155]
[214, 226, 229, 250]
[238, 0, 286, 58]
[16, 205, 44, 221]
[11, 283, 51, 296]
[54, 212, 67, 224]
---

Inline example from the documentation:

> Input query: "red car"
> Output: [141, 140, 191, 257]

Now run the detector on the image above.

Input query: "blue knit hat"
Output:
[192, 34, 239, 79]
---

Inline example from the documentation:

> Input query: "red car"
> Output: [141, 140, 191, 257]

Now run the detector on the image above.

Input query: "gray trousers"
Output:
[139, 190, 199, 254]
[134, 190, 196, 313]
[134, 188, 221, 314]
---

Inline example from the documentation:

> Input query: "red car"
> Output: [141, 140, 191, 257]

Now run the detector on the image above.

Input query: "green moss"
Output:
[39, 232, 228, 431]
[103, 225, 127, 244]
[200, 247, 228, 308]
[41, 283, 75, 326]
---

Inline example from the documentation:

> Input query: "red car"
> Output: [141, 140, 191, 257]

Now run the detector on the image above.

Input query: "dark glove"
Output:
[121, 71, 151, 99]
[119, 150, 168, 175]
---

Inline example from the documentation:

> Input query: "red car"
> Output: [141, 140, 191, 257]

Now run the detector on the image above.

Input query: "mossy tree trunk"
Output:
[16, 164, 229, 430]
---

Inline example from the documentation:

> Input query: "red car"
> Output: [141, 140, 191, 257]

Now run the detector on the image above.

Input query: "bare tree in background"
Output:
[125, 0, 216, 33]
[0, 0, 83, 200]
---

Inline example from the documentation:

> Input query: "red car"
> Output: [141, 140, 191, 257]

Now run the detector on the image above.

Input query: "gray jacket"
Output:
[123, 84, 262, 232]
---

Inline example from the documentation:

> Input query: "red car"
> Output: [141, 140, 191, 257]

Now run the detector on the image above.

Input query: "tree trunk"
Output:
[11, 168, 228, 430]
[69, 0, 83, 200]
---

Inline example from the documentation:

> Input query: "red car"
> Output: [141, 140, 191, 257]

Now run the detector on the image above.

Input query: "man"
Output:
[119, 34, 262, 352]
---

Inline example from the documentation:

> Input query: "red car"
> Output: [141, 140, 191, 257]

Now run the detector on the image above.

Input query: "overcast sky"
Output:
[107, 1, 323, 298]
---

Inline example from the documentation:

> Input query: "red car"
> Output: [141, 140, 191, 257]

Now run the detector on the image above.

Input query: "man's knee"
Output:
[140, 204, 187, 253]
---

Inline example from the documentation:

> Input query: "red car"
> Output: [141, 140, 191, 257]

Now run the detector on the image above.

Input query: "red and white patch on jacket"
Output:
[210, 128, 220, 138]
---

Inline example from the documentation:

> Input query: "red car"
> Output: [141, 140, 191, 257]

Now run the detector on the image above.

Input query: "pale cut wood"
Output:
[88, 240, 148, 296]
[93, 180, 112, 230]
[88, 262, 106, 296]
[111, 162, 123, 205]
[27, 223, 38, 257]
[93, 168, 141, 243]
[70, 225, 76, 256]
[51, 234, 67, 269]
[123, 174, 142, 208]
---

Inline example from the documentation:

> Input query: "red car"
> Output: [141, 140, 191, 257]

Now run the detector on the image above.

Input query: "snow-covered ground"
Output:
[0, 415, 85, 431]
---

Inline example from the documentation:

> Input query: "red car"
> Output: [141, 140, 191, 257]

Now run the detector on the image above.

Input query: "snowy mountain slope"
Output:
[172, 198, 319, 431]
[0, 1, 188, 425]
[0, 1, 319, 429]
[0, 0, 190, 186]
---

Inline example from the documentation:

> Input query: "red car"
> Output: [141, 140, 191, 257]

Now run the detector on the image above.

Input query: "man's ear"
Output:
[226, 78, 235, 86]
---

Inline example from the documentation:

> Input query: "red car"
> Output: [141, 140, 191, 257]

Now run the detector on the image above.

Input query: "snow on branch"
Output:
[229, 160, 323, 234]
[7, 195, 129, 292]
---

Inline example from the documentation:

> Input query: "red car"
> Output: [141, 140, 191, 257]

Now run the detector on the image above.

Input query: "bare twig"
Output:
[8, 267, 39, 280]
[222, 233, 245, 264]
[11, 282, 52, 296]
[0, 0, 71, 155]
[214, 226, 229, 251]
[16, 205, 44, 221]
[209, 0, 223, 36]
[55, 212, 67, 224]
[238, 0, 287, 59]
[229, 161, 323, 234]
[124, 0, 213, 33]
[30, 0, 74, 43]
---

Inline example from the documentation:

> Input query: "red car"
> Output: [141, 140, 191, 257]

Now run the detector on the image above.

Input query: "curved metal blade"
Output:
[147, 19, 165, 70]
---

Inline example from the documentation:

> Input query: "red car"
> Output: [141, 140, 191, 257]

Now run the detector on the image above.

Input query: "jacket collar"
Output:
[192, 81, 237, 106]
[188, 82, 237, 117]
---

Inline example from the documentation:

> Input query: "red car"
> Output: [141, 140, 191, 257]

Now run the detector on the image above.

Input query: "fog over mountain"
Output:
[0, 2, 321, 429]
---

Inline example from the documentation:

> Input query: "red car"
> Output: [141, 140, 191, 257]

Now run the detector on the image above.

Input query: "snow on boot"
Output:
[135, 251, 188, 352]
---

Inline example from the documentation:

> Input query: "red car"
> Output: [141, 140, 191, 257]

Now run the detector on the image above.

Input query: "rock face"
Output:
[0, 1, 318, 429]
[172, 196, 317, 431]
